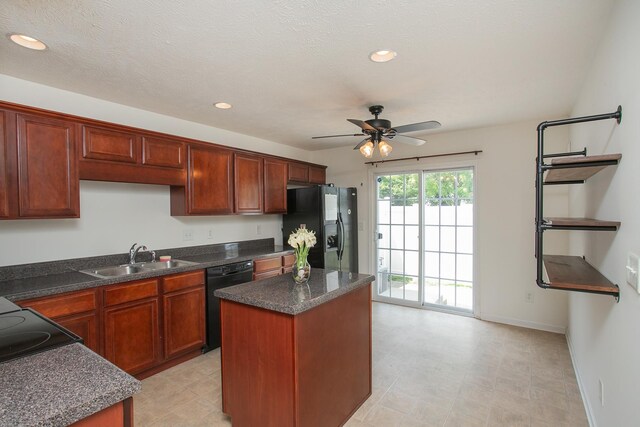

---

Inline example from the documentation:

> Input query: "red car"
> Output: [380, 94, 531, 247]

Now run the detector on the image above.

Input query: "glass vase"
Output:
[292, 259, 311, 284]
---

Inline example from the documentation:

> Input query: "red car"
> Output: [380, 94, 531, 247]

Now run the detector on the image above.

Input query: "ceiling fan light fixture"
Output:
[214, 102, 232, 109]
[378, 140, 393, 157]
[369, 50, 397, 63]
[9, 33, 47, 50]
[359, 141, 374, 158]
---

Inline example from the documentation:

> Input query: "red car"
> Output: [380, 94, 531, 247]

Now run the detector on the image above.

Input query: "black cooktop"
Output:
[0, 306, 82, 363]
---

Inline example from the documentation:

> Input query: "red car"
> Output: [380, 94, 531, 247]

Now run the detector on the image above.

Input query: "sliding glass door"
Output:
[374, 167, 474, 312]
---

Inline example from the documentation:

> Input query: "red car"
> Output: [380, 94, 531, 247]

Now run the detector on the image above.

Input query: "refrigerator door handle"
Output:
[337, 214, 345, 261]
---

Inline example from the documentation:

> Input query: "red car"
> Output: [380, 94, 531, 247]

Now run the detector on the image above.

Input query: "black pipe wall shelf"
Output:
[535, 106, 622, 301]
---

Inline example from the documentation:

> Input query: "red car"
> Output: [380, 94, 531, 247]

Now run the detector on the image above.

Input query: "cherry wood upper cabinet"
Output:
[288, 162, 309, 183]
[82, 125, 138, 164]
[79, 125, 185, 186]
[141, 135, 184, 169]
[288, 161, 327, 185]
[309, 165, 326, 184]
[263, 158, 287, 214]
[16, 113, 79, 218]
[234, 153, 263, 214]
[171, 144, 234, 215]
[0, 111, 9, 218]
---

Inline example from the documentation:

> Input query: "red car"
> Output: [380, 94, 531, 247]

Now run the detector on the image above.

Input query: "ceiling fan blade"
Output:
[353, 138, 371, 150]
[393, 120, 441, 134]
[312, 133, 364, 139]
[347, 119, 377, 132]
[393, 134, 428, 146]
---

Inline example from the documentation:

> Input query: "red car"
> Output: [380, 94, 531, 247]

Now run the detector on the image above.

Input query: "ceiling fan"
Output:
[312, 105, 441, 158]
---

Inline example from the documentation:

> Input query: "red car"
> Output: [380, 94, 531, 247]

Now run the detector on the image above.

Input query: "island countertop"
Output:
[214, 268, 375, 315]
[0, 343, 140, 426]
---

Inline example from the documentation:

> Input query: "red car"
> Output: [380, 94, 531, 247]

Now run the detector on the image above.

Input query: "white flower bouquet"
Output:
[287, 227, 317, 269]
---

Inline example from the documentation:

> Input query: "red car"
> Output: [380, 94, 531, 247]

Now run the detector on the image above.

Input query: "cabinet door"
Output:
[82, 125, 138, 164]
[0, 110, 9, 218]
[309, 166, 326, 184]
[264, 158, 287, 214]
[141, 135, 185, 169]
[16, 113, 79, 217]
[56, 312, 100, 354]
[104, 299, 160, 375]
[163, 286, 206, 359]
[288, 162, 309, 183]
[234, 153, 263, 213]
[188, 145, 234, 214]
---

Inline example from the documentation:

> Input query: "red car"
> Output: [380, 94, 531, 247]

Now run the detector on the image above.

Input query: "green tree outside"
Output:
[377, 169, 473, 206]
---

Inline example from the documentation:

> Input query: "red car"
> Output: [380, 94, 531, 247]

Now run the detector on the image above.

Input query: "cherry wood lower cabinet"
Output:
[220, 283, 372, 427]
[254, 253, 296, 279]
[19, 270, 206, 378]
[162, 271, 206, 360]
[103, 279, 161, 375]
[103, 270, 206, 377]
[17, 288, 101, 354]
[69, 397, 133, 427]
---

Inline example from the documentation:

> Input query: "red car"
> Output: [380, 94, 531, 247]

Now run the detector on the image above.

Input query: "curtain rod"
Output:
[364, 150, 483, 166]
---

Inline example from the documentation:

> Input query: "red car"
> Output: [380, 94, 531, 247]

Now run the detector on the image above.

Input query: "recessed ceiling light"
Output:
[9, 34, 47, 51]
[369, 50, 397, 63]
[214, 102, 232, 110]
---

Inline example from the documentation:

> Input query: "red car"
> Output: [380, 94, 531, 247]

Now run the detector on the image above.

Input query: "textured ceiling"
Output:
[0, 1, 614, 150]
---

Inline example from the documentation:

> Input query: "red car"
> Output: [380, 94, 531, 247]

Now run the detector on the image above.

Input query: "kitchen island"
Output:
[215, 268, 374, 427]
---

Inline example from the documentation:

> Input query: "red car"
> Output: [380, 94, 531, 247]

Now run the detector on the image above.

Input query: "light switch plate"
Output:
[626, 252, 639, 293]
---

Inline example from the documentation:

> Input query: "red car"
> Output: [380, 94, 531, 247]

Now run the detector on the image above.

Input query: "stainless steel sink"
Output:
[80, 259, 197, 279]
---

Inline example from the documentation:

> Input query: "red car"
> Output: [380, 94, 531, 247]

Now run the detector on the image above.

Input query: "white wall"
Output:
[0, 74, 310, 266]
[311, 120, 570, 332]
[566, 1, 640, 426]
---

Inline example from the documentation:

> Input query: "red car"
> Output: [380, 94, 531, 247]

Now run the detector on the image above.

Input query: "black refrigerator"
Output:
[283, 185, 358, 273]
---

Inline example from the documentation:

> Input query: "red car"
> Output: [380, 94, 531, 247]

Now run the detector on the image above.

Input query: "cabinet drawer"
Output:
[163, 270, 205, 293]
[254, 256, 282, 273]
[282, 254, 296, 267]
[254, 269, 282, 281]
[19, 289, 97, 318]
[104, 279, 158, 307]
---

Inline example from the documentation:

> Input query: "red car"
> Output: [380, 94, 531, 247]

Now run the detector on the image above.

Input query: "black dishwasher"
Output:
[203, 260, 253, 352]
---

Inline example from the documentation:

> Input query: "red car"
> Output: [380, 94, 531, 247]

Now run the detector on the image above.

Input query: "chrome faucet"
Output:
[129, 243, 147, 264]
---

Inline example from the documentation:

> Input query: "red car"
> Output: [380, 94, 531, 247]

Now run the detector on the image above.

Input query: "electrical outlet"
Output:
[599, 379, 604, 407]
[525, 292, 534, 303]
[256, 224, 262, 235]
[183, 229, 194, 241]
[207, 229, 214, 240]
[626, 252, 639, 293]
[358, 221, 364, 232]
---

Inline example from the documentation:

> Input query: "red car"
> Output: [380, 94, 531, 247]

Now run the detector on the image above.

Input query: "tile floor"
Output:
[134, 302, 588, 426]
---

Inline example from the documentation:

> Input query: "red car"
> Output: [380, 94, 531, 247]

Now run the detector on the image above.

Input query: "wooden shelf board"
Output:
[543, 255, 618, 294]
[543, 217, 620, 229]
[544, 154, 621, 183]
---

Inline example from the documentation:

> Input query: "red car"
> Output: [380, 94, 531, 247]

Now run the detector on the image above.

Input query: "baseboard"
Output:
[479, 313, 566, 334]
[566, 331, 596, 427]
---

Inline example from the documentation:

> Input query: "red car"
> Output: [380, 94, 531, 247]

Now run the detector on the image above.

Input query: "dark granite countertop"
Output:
[0, 343, 140, 427]
[0, 239, 293, 301]
[215, 268, 375, 315]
